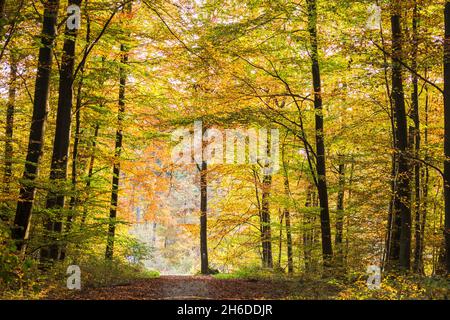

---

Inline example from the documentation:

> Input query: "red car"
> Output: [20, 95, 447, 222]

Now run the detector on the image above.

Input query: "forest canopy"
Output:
[0, 0, 449, 300]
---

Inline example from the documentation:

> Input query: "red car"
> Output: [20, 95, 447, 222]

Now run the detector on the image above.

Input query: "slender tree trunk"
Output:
[345, 160, 354, 267]
[277, 208, 283, 269]
[105, 41, 128, 260]
[380, 0, 398, 270]
[284, 205, 293, 273]
[281, 138, 293, 273]
[443, 0, 450, 274]
[410, 0, 423, 274]
[261, 170, 273, 268]
[3, 53, 16, 190]
[67, 87, 82, 222]
[385, 159, 394, 264]
[1, 50, 17, 222]
[384, 32, 397, 269]
[60, 72, 85, 261]
[41, 0, 82, 263]
[252, 169, 265, 266]
[335, 157, 345, 268]
[68, 7, 90, 230]
[303, 184, 314, 272]
[3, 52, 17, 193]
[390, 0, 412, 271]
[200, 159, 209, 274]
[307, 0, 333, 268]
[11, 0, 60, 251]
[419, 83, 429, 272]
[80, 124, 99, 229]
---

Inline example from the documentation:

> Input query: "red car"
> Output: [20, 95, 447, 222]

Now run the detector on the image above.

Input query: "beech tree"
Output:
[11, 0, 60, 252]
[41, 0, 83, 263]
[306, 0, 333, 267]
[387, 0, 412, 271]
[105, 3, 131, 260]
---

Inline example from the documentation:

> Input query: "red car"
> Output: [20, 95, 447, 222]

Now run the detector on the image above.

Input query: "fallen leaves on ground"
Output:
[46, 275, 341, 300]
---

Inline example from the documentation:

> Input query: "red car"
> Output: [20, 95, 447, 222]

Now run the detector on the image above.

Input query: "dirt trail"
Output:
[57, 275, 340, 300]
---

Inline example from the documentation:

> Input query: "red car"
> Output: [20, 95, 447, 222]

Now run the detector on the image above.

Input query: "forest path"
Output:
[59, 275, 341, 300]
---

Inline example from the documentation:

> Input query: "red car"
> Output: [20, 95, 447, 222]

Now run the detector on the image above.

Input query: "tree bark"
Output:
[382, 14, 397, 269]
[1, 50, 17, 222]
[419, 82, 429, 272]
[281, 138, 293, 273]
[105, 42, 128, 260]
[104, 2, 133, 261]
[60, 65, 86, 261]
[284, 191, 294, 274]
[3, 52, 17, 193]
[80, 124, 99, 229]
[252, 169, 264, 267]
[389, 0, 412, 271]
[335, 158, 345, 268]
[303, 184, 315, 272]
[11, 0, 60, 251]
[345, 160, 354, 266]
[41, 0, 82, 263]
[410, 0, 423, 274]
[306, 0, 333, 268]
[260, 168, 273, 268]
[200, 159, 209, 274]
[67, 83, 82, 223]
[68, 6, 90, 230]
[261, 174, 273, 268]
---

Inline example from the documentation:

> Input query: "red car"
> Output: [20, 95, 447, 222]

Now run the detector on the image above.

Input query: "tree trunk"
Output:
[252, 169, 265, 267]
[284, 196, 294, 274]
[67, 85, 82, 224]
[443, 0, 450, 275]
[281, 139, 294, 273]
[41, 0, 82, 264]
[2, 51, 17, 212]
[306, 0, 333, 268]
[387, 152, 401, 267]
[105, 40, 128, 260]
[277, 209, 283, 269]
[200, 159, 209, 274]
[60, 68, 86, 261]
[389, 0, 412, 271]
[11, 0, 60, 251]
[345, 160, 354, 267]
[384, 24, 397, 268]
[1, 50, 17, 222]
[419, 82, 429, 273]
[80, 124, 99, 230]
[335, 158, 345, 268]
[261, 169, 273, 268]
[303, 184, 314, 273]
[410, 0, 423, 274]
[68, 8, 90, 231]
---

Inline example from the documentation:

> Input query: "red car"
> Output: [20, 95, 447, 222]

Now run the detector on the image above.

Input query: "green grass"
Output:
[213, 265, 292, 281]
[140, 269, 160, 279]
